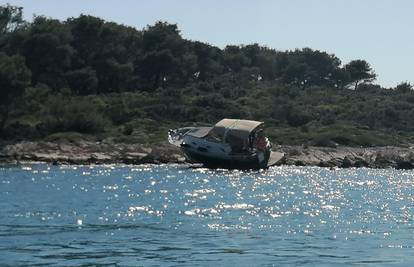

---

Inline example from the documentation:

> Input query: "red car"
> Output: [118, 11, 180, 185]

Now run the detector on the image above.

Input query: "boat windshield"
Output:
[205, 130, 222, 143]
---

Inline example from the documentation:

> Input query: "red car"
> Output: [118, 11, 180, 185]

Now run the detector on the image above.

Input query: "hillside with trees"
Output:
[1, 4, 413, 147]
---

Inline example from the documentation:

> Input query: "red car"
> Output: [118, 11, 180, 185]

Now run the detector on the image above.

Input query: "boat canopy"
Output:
[210, 119, 264, 141]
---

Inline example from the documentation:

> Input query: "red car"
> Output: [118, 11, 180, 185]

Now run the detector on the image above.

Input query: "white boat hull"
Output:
[169, 127, 272, 169]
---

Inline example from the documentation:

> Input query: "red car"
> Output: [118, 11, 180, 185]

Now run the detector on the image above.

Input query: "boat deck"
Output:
[267, 151, 285, 167]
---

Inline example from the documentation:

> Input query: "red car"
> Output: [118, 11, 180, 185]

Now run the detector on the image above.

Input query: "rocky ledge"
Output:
[0, 140, 186, 165]
[1, 140, 414, 169]
[277, 145, 414, 169]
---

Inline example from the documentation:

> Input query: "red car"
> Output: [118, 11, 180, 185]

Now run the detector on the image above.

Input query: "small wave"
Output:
[184, 208, 219, 217]
[216, 203, 254, 210]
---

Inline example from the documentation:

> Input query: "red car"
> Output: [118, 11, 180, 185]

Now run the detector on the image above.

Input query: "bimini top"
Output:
[211, 118, 263, 140]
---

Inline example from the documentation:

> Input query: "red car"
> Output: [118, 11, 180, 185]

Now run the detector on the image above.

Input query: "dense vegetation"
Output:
[1, 4, 413, 146]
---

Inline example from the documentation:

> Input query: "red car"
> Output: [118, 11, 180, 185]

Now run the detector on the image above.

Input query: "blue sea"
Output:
[1, 164, 414, 266]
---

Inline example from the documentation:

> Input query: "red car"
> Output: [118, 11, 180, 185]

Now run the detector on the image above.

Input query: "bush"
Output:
[320, 112, 336, 125]
[286, 108, 312, 127]
[2, 121, 40, 139]
[40, 95, 109, 134]
[312, 136, 338, 147]
[65, 67, 98, 95]
[123, 124, 133, 135]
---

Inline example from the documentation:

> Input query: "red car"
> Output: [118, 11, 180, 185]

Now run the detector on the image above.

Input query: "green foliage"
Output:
[1, 4, 414, 146]
[0, 4, 381, 95]
[122, 123, 134, 136]
[0, 52, 31, 131]
[311, 123, 397, 147]
[43, 131, 95, 142]
[22, 16, 74, 88]
[65, 67, 98, 95]
[344, 60, 376, 89]
[0, 4, 24, 35]
[395, 82, 413, 93]
[40, 95, 108, 134]
[286, 106, 312, 127]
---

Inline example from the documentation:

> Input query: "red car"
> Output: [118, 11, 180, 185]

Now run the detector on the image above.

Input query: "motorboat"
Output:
[168, 118, 279, 169]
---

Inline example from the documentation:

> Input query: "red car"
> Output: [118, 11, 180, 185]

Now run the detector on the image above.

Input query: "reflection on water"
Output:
[1, 164, 414, 266]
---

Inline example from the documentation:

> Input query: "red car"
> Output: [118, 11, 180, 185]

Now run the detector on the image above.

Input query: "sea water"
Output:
[1, 164, 414, 266]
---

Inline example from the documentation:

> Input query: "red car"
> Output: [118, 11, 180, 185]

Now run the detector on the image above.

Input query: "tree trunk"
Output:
[354, 80, 359, 90]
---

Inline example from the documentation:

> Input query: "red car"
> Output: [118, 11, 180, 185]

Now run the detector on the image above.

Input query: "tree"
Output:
[190, 41, 223, 81]
[0, 4, 26, 55]
[395, 82, 413, 93]
[279, 48, 343, 88]
[344, 60, 376, 90]
[0, 4, 24, 36]
[65, 67, 98, 95]
[0, 52, 31, 132]
[223, 45, 251, 73]
[68, 16, 142, 93]
[331, 67, 350, 89]
[241, 44, 277, 81]
[136, 21, 194, 88]
[281, 62, 308, 87]
[23, 16, 74, 89]
[67, 15, 104, 64]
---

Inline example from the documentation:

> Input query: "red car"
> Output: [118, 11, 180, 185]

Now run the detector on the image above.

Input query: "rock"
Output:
[90, 153, 112, 163]
[24, 152, 68, 163]
[170, 153, 186, 163]
[67, 155, 90, 164]
[141, 147, 153, 154]
[123, 152, 148, 159]
[2, 139, 414, 169]
[341, 156, 355, 168]
[121, 152, 149, 164]
[59, 143, 73, 152]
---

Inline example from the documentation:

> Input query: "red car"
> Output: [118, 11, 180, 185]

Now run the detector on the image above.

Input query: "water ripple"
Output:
[1, 165, 414, 266]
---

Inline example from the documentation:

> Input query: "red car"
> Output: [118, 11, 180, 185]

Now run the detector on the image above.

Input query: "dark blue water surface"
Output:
[1, 164, 414, 266]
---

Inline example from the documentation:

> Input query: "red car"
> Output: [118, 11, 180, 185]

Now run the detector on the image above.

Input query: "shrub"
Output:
[40, 95, 109, 134]
[286, 109, 312, 127]
[123, 124, 133, 135]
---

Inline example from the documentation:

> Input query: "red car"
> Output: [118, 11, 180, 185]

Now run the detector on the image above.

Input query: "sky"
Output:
[2, 0, 413, 87]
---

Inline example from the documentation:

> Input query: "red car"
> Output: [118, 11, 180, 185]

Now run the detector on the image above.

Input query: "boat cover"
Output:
[186, 127, 213, 138]
[211, 119, 263, 140]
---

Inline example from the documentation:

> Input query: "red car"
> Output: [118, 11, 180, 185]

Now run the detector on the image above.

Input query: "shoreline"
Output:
[1, 140, 414, 169]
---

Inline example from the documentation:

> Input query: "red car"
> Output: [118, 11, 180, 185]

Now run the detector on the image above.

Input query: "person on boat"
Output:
[254, 130, 270, 165]
[254, 130, 267, 151]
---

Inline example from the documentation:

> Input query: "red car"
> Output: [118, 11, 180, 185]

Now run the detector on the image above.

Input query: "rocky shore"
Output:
[0, 140, 186, 165]
[1, 140, 414, 169]
[278, 145, 414, 169]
